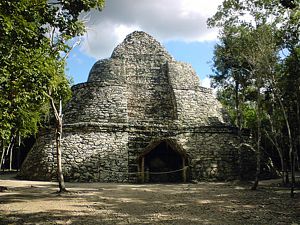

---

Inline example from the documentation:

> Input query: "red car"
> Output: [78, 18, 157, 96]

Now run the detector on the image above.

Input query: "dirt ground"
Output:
[0, 173, 299, 225]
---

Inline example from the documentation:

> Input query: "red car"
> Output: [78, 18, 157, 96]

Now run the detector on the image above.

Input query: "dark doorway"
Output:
[142, 141, 186, 183]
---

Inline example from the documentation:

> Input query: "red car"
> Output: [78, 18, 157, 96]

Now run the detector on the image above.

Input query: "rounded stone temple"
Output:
[19, 31, 252, 182]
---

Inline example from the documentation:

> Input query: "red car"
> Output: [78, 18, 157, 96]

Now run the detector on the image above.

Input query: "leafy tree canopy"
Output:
[0, 0, 104, 142]
[208, 0, 300, 192]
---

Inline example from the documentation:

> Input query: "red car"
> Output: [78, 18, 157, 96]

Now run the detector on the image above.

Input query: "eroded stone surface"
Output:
[19, 31, 254, 182]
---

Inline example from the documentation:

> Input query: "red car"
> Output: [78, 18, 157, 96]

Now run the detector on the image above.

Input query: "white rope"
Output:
[146, 166, 189, 175]
[98, 166, 189, 175]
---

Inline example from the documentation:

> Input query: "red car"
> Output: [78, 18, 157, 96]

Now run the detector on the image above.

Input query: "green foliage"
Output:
[208, 0, 300, 182]
[209, 0, 299, 126]
[0, 0, 104, 142]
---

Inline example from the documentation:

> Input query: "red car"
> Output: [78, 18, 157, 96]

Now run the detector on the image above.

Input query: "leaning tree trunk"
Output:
[265, 130, 285, 184]
[251, 124, 261, 190]
[50, 96, 67, 193]
[0, 141, 5, 171]
[251, 79, 262, 191]
[278, 98, 294, 197]
[0, 134, 16, 171]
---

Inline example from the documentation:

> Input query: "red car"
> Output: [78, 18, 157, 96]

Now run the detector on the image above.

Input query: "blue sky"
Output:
[65, 0, 222, 87]
[66, 40, 217, 85]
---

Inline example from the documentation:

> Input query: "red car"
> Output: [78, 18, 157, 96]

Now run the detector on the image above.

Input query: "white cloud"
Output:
[80, 0, 222, 59]
[201, 76, 218, 96]
[201, 76, 211, 88]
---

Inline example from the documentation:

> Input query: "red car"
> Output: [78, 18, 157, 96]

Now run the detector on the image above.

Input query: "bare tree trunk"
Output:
[296, 149, 300, 171]
[265, 130, 285, 184]
[280, 154, 285, 184]
[272, 76, 296, 196]
[289, 99, 300, 198]
[285, 162, 290, 184]
[278, 98, 294, 197]
[296, 100, 300, 171]
[0, 134, 16, 171]
[264, 95, 288, 185]
[234, 80, 244, 180]
[0, 141, 5, 171]
[9, 143, 13, 171]
[251, 126, 261, 190]
[291, 143, 296, 198]
[50, 96, 67, 193]
[17, 134, 21, 171]
[235, 80, 241, 130]
[56, 115, 66, 192]
[252, 81, 262, 190]
[289, 125, 296, 198]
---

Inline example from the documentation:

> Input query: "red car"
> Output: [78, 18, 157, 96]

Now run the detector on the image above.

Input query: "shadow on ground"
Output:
[0, 174, 299, 225]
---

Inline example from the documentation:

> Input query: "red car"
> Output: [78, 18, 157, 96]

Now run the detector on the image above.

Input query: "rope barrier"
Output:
[146, 166, 189, 175]
[98, 166, 189, 175]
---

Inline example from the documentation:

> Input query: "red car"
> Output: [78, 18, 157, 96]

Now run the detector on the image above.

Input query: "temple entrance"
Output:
[139, 140, 187, 183]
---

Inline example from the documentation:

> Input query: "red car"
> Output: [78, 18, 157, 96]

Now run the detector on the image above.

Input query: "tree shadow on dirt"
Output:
[0, 182, 299, 225]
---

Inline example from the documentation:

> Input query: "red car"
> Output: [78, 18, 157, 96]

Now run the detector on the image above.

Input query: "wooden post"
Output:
[141, 157, 145, 183]
[182, 157, 186, 182]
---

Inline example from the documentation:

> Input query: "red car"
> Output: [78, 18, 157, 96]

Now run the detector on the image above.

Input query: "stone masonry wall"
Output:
[64, 83, 128, 124]
[167, 61, 226, 125]
[61, 127, 128, 182]
[125, 60, 177, 121]
[87, 58, 126, 84]
[176, 128, 240, 180]
[126, 125, 242, 182]
[18, 130, 56, 181]
[20, 126, 129, 182]
[20, 125, 245, 182]
[19, 31, 252, 182]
